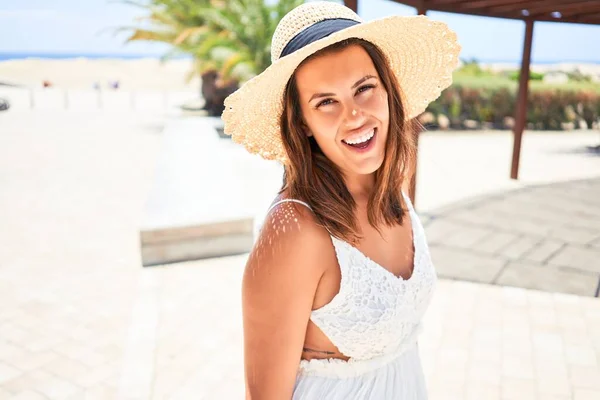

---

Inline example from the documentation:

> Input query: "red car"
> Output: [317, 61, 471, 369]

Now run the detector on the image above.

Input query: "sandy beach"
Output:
[0, 58, 198, 90]
[482, 62, 600, 80]
[2, 58, 600, 91]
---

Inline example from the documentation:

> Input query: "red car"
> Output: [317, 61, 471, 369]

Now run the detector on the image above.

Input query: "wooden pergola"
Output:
[344, 0, 600, 204]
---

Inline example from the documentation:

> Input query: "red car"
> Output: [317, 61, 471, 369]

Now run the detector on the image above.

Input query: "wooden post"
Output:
[511, 19, 534, 180]
[409, 2, 427, 206]
[344, 0, 358, 12]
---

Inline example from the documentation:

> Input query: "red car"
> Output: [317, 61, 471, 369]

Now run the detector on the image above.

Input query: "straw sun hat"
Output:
[222, 1, 461, 163]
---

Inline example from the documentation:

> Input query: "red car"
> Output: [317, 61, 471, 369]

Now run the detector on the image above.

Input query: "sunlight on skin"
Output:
[250, 202, 350, 361]
[244, 45, 416, 379]
[295, 44, 390, 183]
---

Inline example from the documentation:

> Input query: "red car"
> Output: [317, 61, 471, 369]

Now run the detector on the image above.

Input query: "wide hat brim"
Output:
[222, 14, 461, 163]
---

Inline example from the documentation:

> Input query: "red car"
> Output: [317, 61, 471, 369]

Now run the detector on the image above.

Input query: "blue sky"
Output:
[1, 0, 599, 62]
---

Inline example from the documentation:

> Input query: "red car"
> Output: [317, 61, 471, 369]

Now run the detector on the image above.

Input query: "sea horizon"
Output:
[0, 52, 192, 61]
[1, 51, 600, 65]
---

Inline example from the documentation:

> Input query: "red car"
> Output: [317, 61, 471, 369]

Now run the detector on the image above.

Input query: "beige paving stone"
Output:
[0, 388, 11, 400]
[72, 361, 121, 389]
[0, 343, 26, 364]
[2, 113, 600, 400]
[471, 343, 502, 365]
[428, 246, 506, 283]
[465, 383, 500, 400]
[536, 375, 572, 397]
[502, 354, 535, 380]
[533, 332, 566, 361]
[467, 360, 502, 386]
[497, 262, 597, 296]
[569, 366, 600, 390]
[443, 225, 493, 249]
[8, 352, 58, 373]
[530, 307, 559, 333]
[549, 226, 598, 247]
[2, 370, 56, 395]
[0, 363, 22, 386]
[67, 385, 117, 400]
[7, 391, 48, 400]
[523, 239, 565, 264]
[428, 374, 465, 400]
[573, 388, 600, 400]
[502, 285, 530, 306]
[0, 326, 37, 350]
[548, 245, 600, 273]
[52, 342, 91, 362]
[500, 236, 543, 260]
[501, 377, 537, 400]
[565, 345, 598, 368]
[33, 374, 80, 400]
[23, 337, 64, 354]
[536, 361, 569, 382]
[41, 356, 89, 384]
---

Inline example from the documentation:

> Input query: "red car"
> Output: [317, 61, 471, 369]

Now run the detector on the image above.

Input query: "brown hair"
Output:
[279, 38, 419, 245]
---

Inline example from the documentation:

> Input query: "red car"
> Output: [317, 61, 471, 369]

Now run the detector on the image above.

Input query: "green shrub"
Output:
[508, 70, 545, 81]
[427, 85, 600, 130]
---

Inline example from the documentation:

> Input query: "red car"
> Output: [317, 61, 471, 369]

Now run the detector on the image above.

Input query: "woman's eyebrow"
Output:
[308, 74, 377, 103]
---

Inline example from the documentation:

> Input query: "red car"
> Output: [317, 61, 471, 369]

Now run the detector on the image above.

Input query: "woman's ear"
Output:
[301, 119, 313, 137]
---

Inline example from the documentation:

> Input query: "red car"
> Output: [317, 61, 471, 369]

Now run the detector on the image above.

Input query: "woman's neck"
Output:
[344, 172, 376, 205]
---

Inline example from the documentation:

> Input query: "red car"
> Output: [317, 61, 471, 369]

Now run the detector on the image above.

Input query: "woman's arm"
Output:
[242, 203, 329, 399]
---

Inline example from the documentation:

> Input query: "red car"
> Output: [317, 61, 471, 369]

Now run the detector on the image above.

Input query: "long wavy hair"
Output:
[279, 38, 419, 245]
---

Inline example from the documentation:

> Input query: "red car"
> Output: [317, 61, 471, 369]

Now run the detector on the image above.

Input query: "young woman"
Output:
[222, 2, 461, 399]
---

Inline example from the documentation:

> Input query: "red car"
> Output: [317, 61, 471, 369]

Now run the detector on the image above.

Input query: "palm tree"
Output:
[120, 0, 304, 96]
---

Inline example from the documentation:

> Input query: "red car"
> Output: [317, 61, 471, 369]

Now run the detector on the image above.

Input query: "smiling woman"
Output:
[281, 39, 413, 244]
[222, 2, 461, 399]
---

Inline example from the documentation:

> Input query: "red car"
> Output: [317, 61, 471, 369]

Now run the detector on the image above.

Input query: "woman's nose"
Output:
[343, 105, 365, 129]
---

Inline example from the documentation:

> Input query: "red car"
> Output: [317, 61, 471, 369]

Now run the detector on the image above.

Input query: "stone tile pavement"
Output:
[423, 178, 600, 297]
[1, 110, 599, 399]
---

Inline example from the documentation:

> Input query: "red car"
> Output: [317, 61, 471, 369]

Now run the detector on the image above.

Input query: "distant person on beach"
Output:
[222, 2, 460, 399]
[201, 70, 237, 116]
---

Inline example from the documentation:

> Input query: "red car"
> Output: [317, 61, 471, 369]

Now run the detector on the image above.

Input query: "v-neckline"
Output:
[332, 203, 418, 282]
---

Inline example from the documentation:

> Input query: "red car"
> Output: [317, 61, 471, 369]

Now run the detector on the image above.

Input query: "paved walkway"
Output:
[0, 110, 599, 399]
[424, 178, 600, 297]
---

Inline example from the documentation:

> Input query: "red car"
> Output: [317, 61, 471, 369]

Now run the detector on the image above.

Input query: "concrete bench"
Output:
[140, 116, 282, 266]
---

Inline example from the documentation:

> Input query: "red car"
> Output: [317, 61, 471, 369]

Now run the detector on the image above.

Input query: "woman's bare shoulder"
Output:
[241, 196, 335, 398]
[249, 195, 332, 277]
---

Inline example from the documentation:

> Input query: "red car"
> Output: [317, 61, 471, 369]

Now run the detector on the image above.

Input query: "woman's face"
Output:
[295, 44, 390, 176]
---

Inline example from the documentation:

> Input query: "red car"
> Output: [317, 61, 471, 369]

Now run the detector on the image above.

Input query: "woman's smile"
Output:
[341, 127, 378, 153]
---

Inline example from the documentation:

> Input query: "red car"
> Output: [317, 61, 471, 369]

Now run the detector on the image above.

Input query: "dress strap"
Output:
[401, 191, 415, 214]
[266, 198, 313, 215]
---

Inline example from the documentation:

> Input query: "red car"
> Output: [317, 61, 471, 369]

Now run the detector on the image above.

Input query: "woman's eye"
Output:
[316, 85, 375, 108]
[317, 99, 334, 108]
[357, 84, 375, 94]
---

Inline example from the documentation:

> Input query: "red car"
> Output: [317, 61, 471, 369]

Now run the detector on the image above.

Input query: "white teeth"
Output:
[344, 129, 375, 145]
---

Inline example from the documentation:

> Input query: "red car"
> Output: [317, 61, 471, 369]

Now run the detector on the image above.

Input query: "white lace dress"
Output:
[259, 192, 437, 399]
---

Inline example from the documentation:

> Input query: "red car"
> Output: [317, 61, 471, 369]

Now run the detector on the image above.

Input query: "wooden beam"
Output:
[511, 18, 534, 180]
[344, 0, 358, 13]
[557, 4, 600, 18]
[427, 0, 471, 5]
[493, 0, 597, 15]
[409, 4, 427, 206]
[458, 0, 533, 10]
[573, 10, 600, 21]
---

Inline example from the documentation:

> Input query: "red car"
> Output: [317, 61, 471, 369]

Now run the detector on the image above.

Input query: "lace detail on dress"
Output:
[307, 192, 437, 362]
[254, 192, 437, 373]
